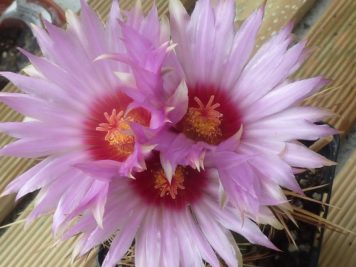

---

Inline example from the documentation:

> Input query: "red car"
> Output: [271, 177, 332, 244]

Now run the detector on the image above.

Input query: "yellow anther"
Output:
[180, 95, 223, 145]
[154, 167, 185, 199]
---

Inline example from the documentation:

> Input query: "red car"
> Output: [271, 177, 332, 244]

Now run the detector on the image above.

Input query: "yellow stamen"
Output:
[96, 109, 136, 159]
[154, 167, 185, 199]
[180, 95, 223, 144]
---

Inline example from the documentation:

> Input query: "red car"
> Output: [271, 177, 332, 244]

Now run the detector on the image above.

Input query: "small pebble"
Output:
[299, 244, 311, 252]
[288, 243, 299, 252]
[312, 192, 322, 200]
[299, 179, 308, 187]
[291, 230, 298, 241]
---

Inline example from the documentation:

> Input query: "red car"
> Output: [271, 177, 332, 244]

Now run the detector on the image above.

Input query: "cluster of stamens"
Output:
[96, 109, 135, 159]
[153, 167, 186, 199]
[180, 95, 223, 144]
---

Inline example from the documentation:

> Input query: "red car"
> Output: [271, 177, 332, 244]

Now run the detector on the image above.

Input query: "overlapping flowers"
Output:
[0, 0, 337, 266]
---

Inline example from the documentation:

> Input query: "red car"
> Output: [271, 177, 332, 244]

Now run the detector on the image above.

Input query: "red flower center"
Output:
[131, 154, 207, 209]
[177, 86, 242, 145]
[85, 92, 150, 162]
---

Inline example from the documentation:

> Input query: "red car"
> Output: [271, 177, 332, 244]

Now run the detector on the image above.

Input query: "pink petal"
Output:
[166, 80, 188, 124]
[14, 153, 86, 199]
[156, 130, 207, 181]
[19, 49, 94, 102]
[252, 155, 302, 193]
[210, 0, 235, 85]
[52, 175, 93, 232]
[245, 119, 337, 141]
[0, 136, 81, 158]
[245, 106, 333, 124]
[160, 211, 180, 267]
[283, 142, 336, 168]
[242, 77, 328, 122]
[0, 72, 83, 111]
[74, 160, 121, 181]
[222, 5, 264, 90]
[179, 209, 220, 267]
[0, 121, 80, 139]
[79, 190, 141, 255]
[188, 0, 215, 84]
[103, 207, 145, 267]
[193, 204, 240, 267]
[1, 157, 51, 196]
[79, 0, 107, 56]
[201, 198, 278, 250]
[0, 92, 77, 124]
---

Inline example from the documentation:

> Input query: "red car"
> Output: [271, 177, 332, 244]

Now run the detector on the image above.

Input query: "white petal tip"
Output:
[165, 106, 175, 113]
[325, 159, 337, 166]
[94, 54, 113, 62]
[141, 144, 157, 153]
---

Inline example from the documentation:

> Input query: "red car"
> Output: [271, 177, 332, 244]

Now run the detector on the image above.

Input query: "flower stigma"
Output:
[180, 95, 223, 144]
[154, 167, 186, 199]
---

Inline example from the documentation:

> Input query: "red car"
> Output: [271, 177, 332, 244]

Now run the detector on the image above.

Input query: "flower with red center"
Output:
[144, 0, 338, 217]
[176, 89, 242, 145]
[0, 0, 175, 230]
[83, 92, 152, 169]
[65, 154, 277, 267]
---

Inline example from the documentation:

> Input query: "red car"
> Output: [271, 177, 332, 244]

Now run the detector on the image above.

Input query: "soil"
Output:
[245, 137, 339, 267]
[0, 19, 39, 89]
[246, 169, 330, 267]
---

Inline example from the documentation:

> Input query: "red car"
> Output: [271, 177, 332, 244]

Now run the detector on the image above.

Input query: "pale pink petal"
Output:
[244, 106, 333, 124]
[79, 0, 107, 56]
[252, 155, 302, 193]
[19, 49, 94, 102]
[245, 119, 337, 141]
[179, 209, 220, 267]
[166, 80, 188, 124]
[242, 77, 328, 122]
[0, 121, 81, 139]
[1, 157, 52, 196]
[0, 136, 82, 158]
[200, 198, 278, 250]
[169, 0, 195, 85]
[188, 0, 215, 84]
[13, 153, 86, 199]
[62, 214, 97, 240]
[74, 160, 121, 181]
[283, 142, 336, 168]
[0, 92, 78, 124]
[0, 72, 85, 111]
[160, 211, 180, 267]
[193, 204, 240, 267]
[52, 175, 93, 232]
[237, 41, 306, 108]
[79, 191, 141, 255]
[222, 5, 264, 90]
[27, 172, 78, 223]
[210, 0, 235, 85]
[30, 23, 53, 60]
[238, 139, 286, 155]
[140, 5, 161, 45]
[156, 130, 207, 181]
[103, 208, 145, 267]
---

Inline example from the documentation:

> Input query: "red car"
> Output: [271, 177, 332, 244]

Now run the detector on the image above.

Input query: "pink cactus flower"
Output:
[0, 0, 338, 266]
[0, 0, 175, 230]
[65, 153, 278, 267]
[140, 0, 337, 217]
